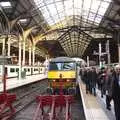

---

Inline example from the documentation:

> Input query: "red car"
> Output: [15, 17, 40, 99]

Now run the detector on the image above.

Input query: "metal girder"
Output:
[113, 0, 120, 5]
[105, 17, 120, 27]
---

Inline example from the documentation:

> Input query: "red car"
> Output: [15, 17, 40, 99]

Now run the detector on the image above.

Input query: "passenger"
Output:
[98, 67, 106, 98]
[90, 67, 97, 96]
[97, 68, 101, 90]
[83, 69, 88, 93]
[105, 68, 113, 110]
[85, 67, 91, 94]
[111, 65, 120, 120]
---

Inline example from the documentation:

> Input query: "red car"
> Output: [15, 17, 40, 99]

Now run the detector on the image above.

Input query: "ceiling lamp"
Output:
[0, 1, 11, 8]
[19, 19, 27, 23]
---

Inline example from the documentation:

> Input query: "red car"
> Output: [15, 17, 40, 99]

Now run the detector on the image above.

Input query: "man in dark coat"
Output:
[90, 67, 97, 96]
[84, 68, 91, 94]
[112, 66, 120, 120]
[98, 67, 106, 98]
[105, 68, 113, 110]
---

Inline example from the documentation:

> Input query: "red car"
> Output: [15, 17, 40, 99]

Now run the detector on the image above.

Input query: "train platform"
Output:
[78, 76, 116, 120]
[0, 74, 47, 92]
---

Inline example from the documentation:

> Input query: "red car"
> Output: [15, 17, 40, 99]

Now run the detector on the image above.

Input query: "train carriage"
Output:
[47, 57, 77, 94]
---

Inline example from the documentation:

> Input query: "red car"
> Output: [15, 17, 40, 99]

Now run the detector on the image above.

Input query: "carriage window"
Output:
[34, 68, 38, 71]
[63, 62, 75, 70]
[16, 68, 19, 72]
[10, 68, 15, 72]
[28, 69, 30, 72]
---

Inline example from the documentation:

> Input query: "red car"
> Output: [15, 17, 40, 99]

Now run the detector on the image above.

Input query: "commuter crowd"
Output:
[80, 65, 120, 120]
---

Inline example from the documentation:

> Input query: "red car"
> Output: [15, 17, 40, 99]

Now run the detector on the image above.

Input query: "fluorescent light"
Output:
[0, 1, 11, 8]
[19, 19, 27, 23]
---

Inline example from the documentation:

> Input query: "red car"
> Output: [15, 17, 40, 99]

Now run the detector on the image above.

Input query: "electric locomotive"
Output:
[47, 57, 77, 94]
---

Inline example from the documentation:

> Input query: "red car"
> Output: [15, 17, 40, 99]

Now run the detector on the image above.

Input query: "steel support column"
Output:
[29, 47, 32, 66]
[2, 38, 6, 56]
[32, 46, 35, 66]
[18, 38, 22, 80]
[22, 41, 25, 65]
[7, 40, 11, 56]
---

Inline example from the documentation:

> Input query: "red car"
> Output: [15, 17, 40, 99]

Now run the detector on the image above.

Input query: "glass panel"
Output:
[34, 0, 111, 26]
[45, 0, 54, 4]
[10, 68, 15, 73]
[16, 68, 19, 72]
[49, 62, 62, 70]
[62, 62, 75, 70]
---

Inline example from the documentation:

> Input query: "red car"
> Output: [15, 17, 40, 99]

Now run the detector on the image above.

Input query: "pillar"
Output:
[1, 37, 6, 84]
[99, 43, 102, 68]
[2, 37, 6, 56]
[106, 40, 110, 65]
[7, 41, 11, 56]
[29, 47, 32, 66]
[32, 46, 35, 66]
[18, 39, 22, 80]
[22, 41, 25, 65]
[87, 56, 89, 67]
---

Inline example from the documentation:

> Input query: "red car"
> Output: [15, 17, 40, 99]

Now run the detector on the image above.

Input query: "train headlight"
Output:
[67, 79, 70, 82]
[53, 79, 56, 82]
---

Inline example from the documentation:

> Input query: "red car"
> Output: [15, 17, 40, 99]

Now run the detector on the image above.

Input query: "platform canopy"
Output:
[0, 0, 119, 58]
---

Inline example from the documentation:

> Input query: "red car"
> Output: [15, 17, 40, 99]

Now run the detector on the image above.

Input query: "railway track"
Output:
[12, 94, 85, 120]
[1, 79, 48, 120]
[1, 79, 85, 120]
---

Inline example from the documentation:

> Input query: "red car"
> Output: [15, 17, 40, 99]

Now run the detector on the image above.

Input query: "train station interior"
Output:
[0, 0, 120, 120]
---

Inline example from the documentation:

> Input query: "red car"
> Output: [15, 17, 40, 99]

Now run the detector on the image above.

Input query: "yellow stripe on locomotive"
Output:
[48, 71, 76, 79]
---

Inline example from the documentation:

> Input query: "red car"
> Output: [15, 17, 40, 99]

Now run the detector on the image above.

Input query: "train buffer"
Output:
[33, 95, 74, 120]
[0, 93, 16, 119]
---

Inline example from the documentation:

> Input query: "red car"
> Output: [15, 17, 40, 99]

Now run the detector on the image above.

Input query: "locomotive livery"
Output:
[47, 57, 77, 94]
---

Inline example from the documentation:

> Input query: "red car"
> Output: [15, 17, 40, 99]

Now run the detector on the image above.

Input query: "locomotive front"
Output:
[47, 57, 76, 94]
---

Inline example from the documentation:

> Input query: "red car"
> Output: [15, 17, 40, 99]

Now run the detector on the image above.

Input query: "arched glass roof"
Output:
[33, 0, 112, 57]
[34, 0, 111, 27]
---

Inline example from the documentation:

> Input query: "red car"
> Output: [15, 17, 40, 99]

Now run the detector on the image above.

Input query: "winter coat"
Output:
[112, 72, 120, 99]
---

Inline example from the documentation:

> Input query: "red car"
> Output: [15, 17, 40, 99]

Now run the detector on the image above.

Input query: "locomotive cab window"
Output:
[49, 62, 75, 71]
[63, 62, 75, 70]
[49, 62, 62, 70]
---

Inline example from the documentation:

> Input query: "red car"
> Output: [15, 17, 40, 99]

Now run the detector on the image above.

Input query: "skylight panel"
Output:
[34, 0, 111, 26]
[74, 0, 82, 9]
[48, 4, 57, 16]
[91, 0, 101, 11]
[0, 1, 11, 8]
[45, 0, 54, 4]
[56, 2, 64, 12]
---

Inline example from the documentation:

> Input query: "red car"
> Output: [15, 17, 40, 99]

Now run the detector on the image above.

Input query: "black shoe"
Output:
[101, 95, 103, 98]
[106, 106, 111, 111]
